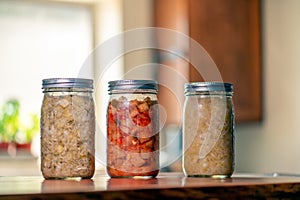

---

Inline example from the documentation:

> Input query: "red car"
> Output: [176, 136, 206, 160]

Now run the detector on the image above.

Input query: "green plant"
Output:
[19, 113, 40, 143]
[0, 99, 39, 143]
[0, 99, 20, 142]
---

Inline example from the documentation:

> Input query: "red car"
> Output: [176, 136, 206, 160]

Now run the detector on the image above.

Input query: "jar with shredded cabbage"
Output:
[107, 80, 159, 178]
[182, 82, 234, 178]
[41, 78, 95, 179]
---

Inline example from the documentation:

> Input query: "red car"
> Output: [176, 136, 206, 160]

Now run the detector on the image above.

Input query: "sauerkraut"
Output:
[41, 93, 95, 179]
[183, 95, 234, 177]
[107, 96, 159, 178]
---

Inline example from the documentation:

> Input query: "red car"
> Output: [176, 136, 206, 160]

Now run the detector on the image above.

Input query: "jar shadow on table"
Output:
[181, 176, 233, 186]
[42, 179, 95, 193]
[107, 178, 158, 190]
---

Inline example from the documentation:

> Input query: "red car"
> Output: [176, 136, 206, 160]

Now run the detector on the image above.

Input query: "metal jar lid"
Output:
[108, 80, 158, 94]
[42, 78, 94, 89]
[184, 82, 233, 94]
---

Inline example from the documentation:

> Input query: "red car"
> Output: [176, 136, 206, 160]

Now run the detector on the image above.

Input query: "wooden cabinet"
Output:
[154, 0, 262, 123]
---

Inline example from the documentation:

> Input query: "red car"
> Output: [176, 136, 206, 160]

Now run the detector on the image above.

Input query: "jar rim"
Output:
[42, 78, 93, 89]
[185, 82, 233, 94]
[108, 80, 158, 92]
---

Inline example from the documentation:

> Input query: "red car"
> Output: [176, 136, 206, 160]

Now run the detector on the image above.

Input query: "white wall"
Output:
[92, 0, 124, 167]
[122, 0, 300, 173]
[235, 0, 300, 174]
[122, 0, 155, 79]
[121, 0, 300, 173]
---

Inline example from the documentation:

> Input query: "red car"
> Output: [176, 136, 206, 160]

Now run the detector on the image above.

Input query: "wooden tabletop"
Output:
[1, 172, 300, 199]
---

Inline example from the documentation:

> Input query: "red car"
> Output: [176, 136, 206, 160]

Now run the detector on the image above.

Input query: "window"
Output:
[0, 0, 94, 175]
[0, 0, 93, 114]
[0, 0, 124, 176]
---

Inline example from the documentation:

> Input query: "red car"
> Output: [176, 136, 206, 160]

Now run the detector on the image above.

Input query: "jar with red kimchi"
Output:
[107, 80, 159, 178]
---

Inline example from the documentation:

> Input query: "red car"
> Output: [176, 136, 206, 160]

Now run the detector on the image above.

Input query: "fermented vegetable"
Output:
[183, 82, 234, 178]
[107, 96, 159, 177]
[41, 86, 95, 179]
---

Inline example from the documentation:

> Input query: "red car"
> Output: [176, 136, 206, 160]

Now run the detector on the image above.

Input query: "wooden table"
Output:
[1, 172, 300, 199]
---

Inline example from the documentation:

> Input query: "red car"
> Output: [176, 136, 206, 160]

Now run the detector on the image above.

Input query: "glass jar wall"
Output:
[106, 80, 159, 178]
[182, 82, 234, 178]
[41, 78, 95, 179]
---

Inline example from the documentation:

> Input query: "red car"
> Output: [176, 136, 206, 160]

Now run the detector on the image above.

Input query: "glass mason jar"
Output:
[41, 78, 95, 179]
[182, 82, 234, 178]
[106, 80, 159, 178]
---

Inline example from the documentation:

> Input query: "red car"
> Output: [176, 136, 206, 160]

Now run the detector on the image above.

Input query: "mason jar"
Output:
[41, 78, 95, 179]
[182, 82, 234, 178]
[106, 80, 159, 178]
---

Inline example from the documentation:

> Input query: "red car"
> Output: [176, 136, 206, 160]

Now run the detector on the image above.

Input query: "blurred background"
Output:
[0, 0, 299, 176]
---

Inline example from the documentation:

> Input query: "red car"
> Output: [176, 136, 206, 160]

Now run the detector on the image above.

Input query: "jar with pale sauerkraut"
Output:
[41, 78, 95, 179]
[107, 80, 159, 178]
[182, 82, 234, 178]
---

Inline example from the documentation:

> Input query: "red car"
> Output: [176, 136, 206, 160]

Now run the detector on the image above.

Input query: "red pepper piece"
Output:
[136, 112, 151, 126]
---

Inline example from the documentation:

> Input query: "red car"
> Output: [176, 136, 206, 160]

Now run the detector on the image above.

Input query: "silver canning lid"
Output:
[42, 78, 93, 89]
[185, 82, 233, 94]
[108, 80, 158, 93]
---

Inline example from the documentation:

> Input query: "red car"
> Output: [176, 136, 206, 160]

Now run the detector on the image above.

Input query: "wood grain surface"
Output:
[1, 172, 300, 199]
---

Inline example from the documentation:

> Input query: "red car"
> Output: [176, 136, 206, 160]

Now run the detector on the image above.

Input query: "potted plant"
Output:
[15, 113, 39, 153]
[0, 99, 39, 155]
[0, 99, 20, 153]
